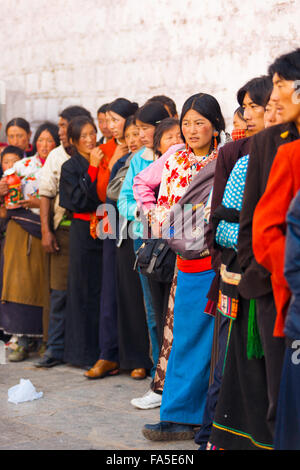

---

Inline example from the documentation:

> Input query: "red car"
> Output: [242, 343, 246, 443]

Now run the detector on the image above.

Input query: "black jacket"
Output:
[59, 152, 100, 214]
[237, 121, 299, 299]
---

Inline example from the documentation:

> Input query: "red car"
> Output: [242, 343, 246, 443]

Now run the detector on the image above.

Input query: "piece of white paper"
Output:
[8, 378, 43, 404]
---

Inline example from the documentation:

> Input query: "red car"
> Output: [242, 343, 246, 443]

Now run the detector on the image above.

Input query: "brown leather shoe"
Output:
[84, 359, 119, 379]
[130, 368, 147, 380]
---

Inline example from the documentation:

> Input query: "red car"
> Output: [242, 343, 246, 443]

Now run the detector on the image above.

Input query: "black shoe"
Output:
[142, 421, 196, 441]
[35, 355, 63, 368]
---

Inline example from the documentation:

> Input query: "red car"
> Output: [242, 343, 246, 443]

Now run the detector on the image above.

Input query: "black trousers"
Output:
[256, 292, 286, 437]
[148, 279, 172, 351]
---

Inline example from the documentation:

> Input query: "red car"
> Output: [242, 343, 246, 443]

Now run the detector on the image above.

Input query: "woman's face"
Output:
[6, 125, 31, 151]
[264, 99, 284, 129]
[1, 153, 21, 172]
[233, 112, 247, 130]
[36, 130, 57, 160]
[124, 124, 143, 153]
[107, 111, 126, 140]
[158, 125, 183, 155]
[135, 120, 155, 149]
[181, 109, 214, 156]
[74, 123, 97, 158]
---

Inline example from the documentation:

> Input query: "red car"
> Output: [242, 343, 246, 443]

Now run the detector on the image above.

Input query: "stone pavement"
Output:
[0, 351, 199, 451]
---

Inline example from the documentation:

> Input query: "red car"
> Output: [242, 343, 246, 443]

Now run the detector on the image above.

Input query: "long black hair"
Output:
[33, 121, 60, 153]
[67, 116, 97, 146]
[5, 117, 31, 135]
[237, 76, 273, 108]
[180, 93, 225, 146]
[108, 98, 139, 120]
[268, 48, 300, 81]
[135, 101, 170, 127]
[59, 105, 92, 123]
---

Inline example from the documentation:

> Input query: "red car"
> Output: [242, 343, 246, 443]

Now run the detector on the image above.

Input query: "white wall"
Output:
[0, 0, 299, 136]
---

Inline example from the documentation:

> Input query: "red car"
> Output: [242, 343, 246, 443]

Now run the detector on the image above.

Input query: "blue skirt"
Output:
[160, 268, 215, 425]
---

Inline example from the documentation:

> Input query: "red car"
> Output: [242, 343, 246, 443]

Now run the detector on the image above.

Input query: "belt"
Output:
[73, 213, 91, 221]
[177, 255, 212, 273]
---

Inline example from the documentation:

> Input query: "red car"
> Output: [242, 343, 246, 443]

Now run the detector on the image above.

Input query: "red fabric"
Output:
[87, 165, 98, 182]
[253, 139, 300, 337]
[231, 129, 246, 141]
[73, 213, 91, 221]
[96, 138, 117, 203]
[177, 255, 212, 273]
[90, 138, 117, 239]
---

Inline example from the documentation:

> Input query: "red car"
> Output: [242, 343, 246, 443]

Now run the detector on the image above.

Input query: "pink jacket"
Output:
[133, 143, 184, 212]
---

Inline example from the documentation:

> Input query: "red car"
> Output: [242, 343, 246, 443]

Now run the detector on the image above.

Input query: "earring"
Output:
[213, 131, 219, 150]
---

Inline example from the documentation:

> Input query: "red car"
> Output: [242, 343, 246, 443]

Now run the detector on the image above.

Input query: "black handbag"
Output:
[134, 238, 176, 283]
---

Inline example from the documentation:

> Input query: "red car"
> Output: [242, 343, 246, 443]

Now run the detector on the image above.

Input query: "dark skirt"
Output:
[116, 237, 153, 371]
[0, 302, 43, 337]
[209, 297, 274, 450]
[63, 219, 103, 368]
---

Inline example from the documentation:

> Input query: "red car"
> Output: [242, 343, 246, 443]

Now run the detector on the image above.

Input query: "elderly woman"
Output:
[0, 122, 60, 361]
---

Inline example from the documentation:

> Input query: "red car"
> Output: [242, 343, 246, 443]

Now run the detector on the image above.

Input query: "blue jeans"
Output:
[134, 238, 159, 377]
[45, 289, 67, 361]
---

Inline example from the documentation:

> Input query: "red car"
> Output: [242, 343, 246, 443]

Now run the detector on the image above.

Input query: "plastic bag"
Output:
[8, 378, 43, 404]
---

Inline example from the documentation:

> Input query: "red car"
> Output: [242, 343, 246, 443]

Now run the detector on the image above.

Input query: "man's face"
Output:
[242, 93, 265, 136]
[270, 73, 300, 126]
[58, 117, 69, 147]
[97, 112, 112, 140]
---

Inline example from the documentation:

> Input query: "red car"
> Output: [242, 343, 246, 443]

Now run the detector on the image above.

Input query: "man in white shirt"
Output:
[35, 105, 93, 368]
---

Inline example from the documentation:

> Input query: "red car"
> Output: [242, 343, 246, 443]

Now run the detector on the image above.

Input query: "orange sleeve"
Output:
[96, 138, 117, 203]
[96, 163, 111, 203]
[252, 145, 293, 289]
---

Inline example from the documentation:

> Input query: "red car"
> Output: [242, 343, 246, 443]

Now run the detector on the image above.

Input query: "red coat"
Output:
[253, 139, 300, 337]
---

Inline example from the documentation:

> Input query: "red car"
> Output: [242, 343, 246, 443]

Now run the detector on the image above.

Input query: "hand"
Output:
[90, 147, 104, 167]
[41, 230, 60, 253]
[108, 143, 129, 171]
[0, 179, 9, 197]
[19, 196, 41, 210]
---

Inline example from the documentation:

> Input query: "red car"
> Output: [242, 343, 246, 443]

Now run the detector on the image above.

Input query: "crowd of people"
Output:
[0, 47, 299, 450]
